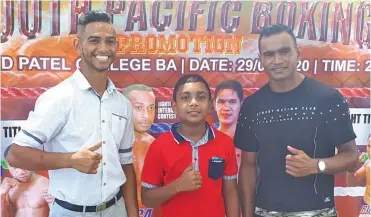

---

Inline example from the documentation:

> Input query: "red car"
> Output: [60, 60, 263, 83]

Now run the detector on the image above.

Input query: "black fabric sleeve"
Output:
[320, 90, 356, 147]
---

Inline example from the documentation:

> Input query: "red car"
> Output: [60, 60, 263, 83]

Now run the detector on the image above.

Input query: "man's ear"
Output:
[296, 46, 301, 59]
[73, 37, 81, 54]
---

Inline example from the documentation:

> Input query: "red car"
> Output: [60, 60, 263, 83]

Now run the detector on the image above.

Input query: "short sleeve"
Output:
[223, 139, 238, 180]
[141, 140, 164, 188]
[119, 108, 135, 164]
[233, 99, 259, 152]
[12, 90, 69, 149]
[320, 91, 356, 147]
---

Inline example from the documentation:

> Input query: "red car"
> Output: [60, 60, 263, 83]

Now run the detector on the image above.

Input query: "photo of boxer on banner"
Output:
[214, 80, 244, 168]
[346, 135, 371, 217]
[1, 145, 53, 217]
[123, 84, 161, 217]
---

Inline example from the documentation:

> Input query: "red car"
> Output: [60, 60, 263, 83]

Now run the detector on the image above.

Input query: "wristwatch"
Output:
[318, 160, 326, 173]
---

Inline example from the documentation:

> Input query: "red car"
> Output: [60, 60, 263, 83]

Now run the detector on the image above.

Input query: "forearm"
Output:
[239, 166, 257, 217]
[141, 181, 179, 208]
[1, 194, 12, 217]
[223, 180, 240, 217]
[319, 149, 358, 175]
[121, 164, 139, 217]
[7, 144, 72, 171]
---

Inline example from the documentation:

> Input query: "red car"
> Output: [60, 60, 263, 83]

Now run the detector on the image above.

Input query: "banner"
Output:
[1, 1, 370, 217]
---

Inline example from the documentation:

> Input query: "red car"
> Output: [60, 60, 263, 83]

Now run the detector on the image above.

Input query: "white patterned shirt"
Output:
[13, 69, 134, 206]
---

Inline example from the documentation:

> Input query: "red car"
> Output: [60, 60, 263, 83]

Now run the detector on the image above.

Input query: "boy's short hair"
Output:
[214, 80, 243, 101]
[173, 74, 211, 102]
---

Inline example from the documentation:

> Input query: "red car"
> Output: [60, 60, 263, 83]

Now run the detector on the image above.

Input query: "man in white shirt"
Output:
[6, 11, 139, 217]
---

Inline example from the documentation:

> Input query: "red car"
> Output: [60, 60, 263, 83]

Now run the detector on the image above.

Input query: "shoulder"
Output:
[35, 78, 73, 108]
[305, 77, 343, 101]
[240, 84, 270, 112]
[213, 129, 234, 146]
[34, 174, 49, 185]
[150, 131, 174, 148]
[244, 84, 269, 103]
[112, 90, 133, 116]
[142, 133, 155, 144]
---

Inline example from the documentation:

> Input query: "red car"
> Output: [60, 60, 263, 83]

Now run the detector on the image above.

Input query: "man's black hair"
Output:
[215, 80, 243, 101]
[258, 24, 297, 52]
[77, 11, 111, 33]
[173, 74, 211, 102]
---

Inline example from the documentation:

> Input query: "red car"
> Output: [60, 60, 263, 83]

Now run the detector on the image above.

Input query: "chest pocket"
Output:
[111, 113, 127, 145]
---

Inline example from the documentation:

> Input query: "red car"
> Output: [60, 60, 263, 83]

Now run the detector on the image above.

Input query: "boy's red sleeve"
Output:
[141, 140, 164, 188]
[223, 140, 238, 180]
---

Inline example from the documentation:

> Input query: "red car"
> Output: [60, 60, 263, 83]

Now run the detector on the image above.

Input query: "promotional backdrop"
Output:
[1, 1, 370, 217]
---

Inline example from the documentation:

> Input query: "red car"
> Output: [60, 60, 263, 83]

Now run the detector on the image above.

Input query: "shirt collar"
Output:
[170, 122, 215, 146]
[73, 68, 117, 94]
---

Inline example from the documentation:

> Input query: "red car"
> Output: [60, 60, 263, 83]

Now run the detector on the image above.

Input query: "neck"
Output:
[218, 122, 237, 138]
[80, 63, 108, 97]
[177, 122, 207, 142]
[134, 131, 146, 141]
[269, 72, 304, 93]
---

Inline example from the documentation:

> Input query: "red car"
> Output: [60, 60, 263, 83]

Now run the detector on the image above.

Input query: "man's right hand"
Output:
[70, 141, 103, 174]
[174, 164, 202, 192]
[0, 177, 18, 196]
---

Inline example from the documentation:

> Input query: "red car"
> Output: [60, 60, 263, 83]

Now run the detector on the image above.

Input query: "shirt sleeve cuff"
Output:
[141, 182, 159, 188]
[119, 152, 133, 165]
[12, 130, 44, 149]
[223, 174, 238, 180]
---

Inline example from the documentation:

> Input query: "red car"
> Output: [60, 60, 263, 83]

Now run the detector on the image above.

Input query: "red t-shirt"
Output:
[142, 123, 238, 217]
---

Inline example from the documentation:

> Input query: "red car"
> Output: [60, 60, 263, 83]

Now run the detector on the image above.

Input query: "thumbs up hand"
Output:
[174, 164, 202, 192]
[70, 141, 103, 174]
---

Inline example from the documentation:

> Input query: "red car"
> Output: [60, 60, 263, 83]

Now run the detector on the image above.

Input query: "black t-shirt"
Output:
[234, 77, 356, 212]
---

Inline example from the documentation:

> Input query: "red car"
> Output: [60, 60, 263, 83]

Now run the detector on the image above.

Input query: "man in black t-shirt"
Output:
[234, 24, 358, 217]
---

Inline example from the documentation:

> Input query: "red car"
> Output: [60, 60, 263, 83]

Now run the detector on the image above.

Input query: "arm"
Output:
[286, 91, 358, 177]
[223, 140, 239, 217]
[141, 138, 201, 208]
[223, 179, 239, 217]
[1, 193, 13, 217]
[238, 152, 257, 217]
[7, 144, 72, 171]
[142, 164, 201, 208]
[8, 142, 102, 173]
[121, 164, 139, 217]
[233, 99, 259, 217]
[118, 107, 138, 217]
[318, 141, 358, 174]
[7, 91, 69, 170]
[354, 161, 367, 179]
[1, 177, 17, 217]
[141, 180, 179, 207]
[318, 91, 358, 174]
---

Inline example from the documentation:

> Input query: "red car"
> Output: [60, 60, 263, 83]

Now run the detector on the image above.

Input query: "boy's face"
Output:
[173, 82, 211, 125]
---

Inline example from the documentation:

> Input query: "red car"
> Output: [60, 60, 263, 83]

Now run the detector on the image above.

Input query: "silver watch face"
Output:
[318, 161, 326, 171]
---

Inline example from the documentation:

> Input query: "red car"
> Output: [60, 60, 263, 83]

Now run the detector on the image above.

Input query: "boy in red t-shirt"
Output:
[141, 74, 239, 217]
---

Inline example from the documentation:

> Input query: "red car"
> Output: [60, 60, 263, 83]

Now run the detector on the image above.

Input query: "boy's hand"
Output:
[174, 164, 202, 192]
